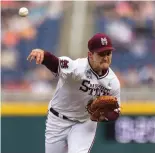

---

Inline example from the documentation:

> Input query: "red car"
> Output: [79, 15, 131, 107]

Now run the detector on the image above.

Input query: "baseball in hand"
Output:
[19, 7, 29, 17]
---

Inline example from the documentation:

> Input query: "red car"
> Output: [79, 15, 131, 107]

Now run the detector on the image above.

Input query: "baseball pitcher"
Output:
[27, 33, 121, 153]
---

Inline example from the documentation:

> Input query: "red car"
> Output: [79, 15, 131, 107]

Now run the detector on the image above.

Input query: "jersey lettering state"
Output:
[49, 57, 120, 122]
[79, 80, 110, 96]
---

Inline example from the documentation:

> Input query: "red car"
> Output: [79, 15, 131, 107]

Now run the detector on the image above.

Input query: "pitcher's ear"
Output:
[88, 51, 93, 59]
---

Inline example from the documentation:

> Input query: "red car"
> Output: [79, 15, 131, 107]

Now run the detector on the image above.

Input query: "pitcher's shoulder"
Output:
[74, 58, 88, 68]
[108, 68, 120, 82]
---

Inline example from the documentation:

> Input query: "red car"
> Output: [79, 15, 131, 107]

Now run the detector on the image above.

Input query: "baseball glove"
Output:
[86, 96, 120, 122]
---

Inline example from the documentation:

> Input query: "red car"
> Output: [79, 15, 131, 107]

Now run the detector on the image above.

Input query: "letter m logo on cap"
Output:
[101, 37, 108, 46]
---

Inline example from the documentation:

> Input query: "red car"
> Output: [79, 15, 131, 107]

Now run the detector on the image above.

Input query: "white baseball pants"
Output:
[45, 111, 97, 153]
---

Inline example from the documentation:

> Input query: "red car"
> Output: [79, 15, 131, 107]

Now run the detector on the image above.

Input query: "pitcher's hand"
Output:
[27, 49, 44, 64]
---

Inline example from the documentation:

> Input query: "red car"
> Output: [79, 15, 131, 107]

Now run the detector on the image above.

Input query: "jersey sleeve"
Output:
[57, 56, 75, 79]
[109, 78, 121, 106]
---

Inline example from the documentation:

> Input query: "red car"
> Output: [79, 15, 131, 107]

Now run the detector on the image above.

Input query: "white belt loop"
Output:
[58, 113, 64, 119]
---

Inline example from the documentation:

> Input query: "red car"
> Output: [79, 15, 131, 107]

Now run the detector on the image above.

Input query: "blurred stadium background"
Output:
[1, 1, 155, 153]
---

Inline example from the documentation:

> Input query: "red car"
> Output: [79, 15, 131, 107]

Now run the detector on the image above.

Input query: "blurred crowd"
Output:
[1, 1, 155, 94]
[95, 1, 155, 87]
[1, 1, 63, 93]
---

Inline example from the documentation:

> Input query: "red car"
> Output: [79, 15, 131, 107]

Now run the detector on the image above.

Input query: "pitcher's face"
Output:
[88, 50, 112, 70]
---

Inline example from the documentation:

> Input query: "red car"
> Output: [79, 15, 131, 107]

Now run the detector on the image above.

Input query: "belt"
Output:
[50, 107, 69, 120]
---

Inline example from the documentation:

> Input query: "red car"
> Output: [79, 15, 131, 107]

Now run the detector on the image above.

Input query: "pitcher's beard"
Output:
[93, 60, 109, 70]
[89, 58, 109, 74]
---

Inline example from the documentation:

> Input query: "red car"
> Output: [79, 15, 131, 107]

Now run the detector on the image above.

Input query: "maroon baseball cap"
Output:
[88, 33, 115, 52]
